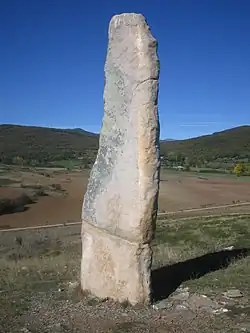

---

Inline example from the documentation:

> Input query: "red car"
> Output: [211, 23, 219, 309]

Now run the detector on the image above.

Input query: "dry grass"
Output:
[153, 214, 250, 297]
[0, 215, 250, 332]
[0, 226, 81, 326]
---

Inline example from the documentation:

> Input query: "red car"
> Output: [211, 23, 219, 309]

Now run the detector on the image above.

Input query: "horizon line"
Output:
[0, 122, 249, 141]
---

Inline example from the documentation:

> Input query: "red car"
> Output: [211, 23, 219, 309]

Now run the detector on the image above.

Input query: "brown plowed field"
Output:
[0, 168, 250, 229]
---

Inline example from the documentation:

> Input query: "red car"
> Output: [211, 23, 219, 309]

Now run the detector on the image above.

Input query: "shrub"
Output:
[51, 183, 63, 191]
[233, 163, 246, 177]
[0, 194, 34, 215]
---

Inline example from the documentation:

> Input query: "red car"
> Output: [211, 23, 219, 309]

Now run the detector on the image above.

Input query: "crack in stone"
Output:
[134, 77, 158, 92]
[130, 77, 159, 106]
[82, 220, 150, 246]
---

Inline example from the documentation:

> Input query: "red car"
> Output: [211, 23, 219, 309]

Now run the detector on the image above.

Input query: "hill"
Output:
[64, 128, 99, 136]
[160, 126, 250, 164]
[0, 124, 249, 166]
[0, 124, 99, 166]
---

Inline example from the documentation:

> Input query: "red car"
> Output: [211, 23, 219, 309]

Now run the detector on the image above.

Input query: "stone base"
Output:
[81, 222, 152, 305]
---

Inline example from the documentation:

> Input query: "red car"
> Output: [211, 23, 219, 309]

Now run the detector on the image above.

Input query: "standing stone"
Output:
[81, 13, 160, 305]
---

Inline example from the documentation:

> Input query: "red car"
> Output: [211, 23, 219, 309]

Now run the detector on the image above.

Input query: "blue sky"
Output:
[1, 0, 249, 140]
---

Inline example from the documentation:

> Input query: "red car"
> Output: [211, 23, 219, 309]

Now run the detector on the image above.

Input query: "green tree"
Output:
[233, 163, 246, 177]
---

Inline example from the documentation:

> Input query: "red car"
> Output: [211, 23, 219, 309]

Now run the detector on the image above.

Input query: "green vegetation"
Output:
[0, 124, 250, 171]
[160, 125, 250, 172]
[154, 214, 250, 268]
[233, 163, 249, 177]
[0, 124, 98, 168]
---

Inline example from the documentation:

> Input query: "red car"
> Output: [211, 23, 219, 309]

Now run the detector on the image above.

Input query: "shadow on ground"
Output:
[152, 248, 250, 302]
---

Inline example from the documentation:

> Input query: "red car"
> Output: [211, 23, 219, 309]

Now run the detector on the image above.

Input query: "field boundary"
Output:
[0, 201, 250, 233]
[0, 221, 81, 233]
[158, 201, 250, 216]
[159, 212, 250, 223]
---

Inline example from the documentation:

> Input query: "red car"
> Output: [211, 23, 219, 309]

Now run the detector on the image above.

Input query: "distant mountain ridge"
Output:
[161, 138, 175, 142]
[65, 128, 99, 136]
[0, 124, 249, 164]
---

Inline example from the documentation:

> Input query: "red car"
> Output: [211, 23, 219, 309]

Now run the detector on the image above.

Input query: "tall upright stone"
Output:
[81, 13, 160, 305]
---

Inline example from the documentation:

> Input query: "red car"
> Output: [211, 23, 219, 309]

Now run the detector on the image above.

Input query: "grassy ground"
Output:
[163, 167, 250, 181]
[154, 214, 250, 293]
[0, 214, 250, 332]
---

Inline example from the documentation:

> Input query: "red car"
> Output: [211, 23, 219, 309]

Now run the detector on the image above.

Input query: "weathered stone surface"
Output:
[171, 291, 190, 301]
[81, 223, 152, 304]
[152, 300, 173, 310]
[81, 13, 160, 305]
[186, 294, 221, 312]
[223, 289, 244, 299]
